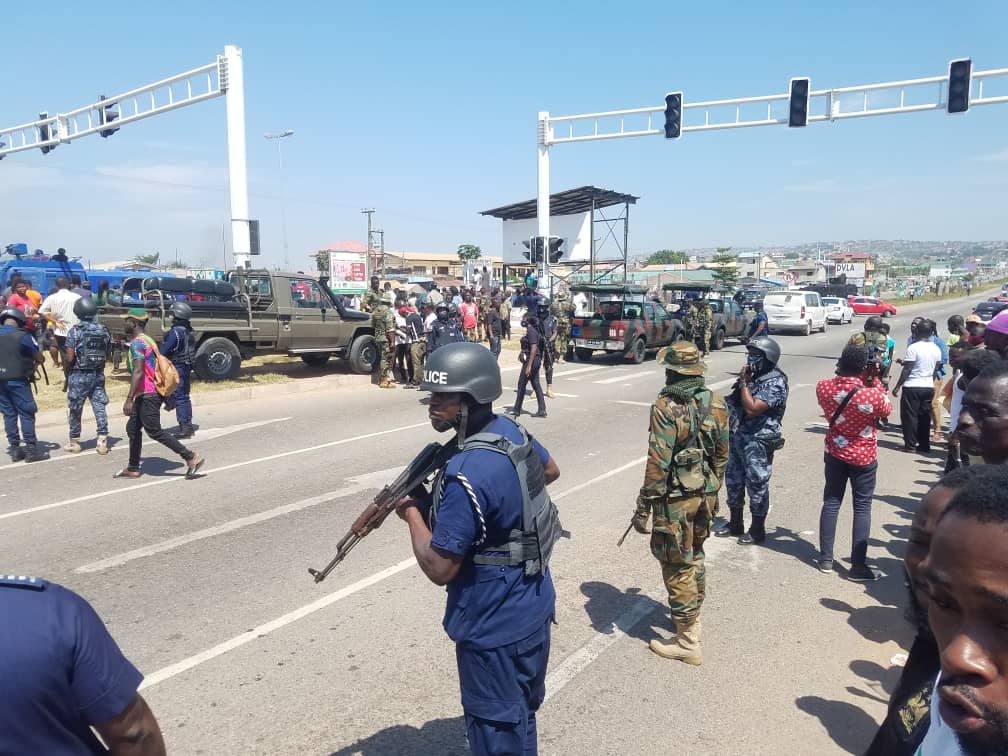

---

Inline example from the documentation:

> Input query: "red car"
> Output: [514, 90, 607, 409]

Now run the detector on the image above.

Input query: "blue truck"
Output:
[2, 244, 173, 296]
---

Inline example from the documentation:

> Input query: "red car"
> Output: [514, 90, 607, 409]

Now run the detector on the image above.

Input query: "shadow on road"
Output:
[796, 695, 877, 755]
[579, 581, 668, 644]
[328, 716, 469, 756]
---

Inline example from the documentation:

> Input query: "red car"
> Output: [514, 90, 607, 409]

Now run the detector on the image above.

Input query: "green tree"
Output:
[710, 246, 738, 290]
[457, 243, 482, 262]
[133, 252, 160, 266]
[644, 249, 688, 265]
[314, 249, 331, 273]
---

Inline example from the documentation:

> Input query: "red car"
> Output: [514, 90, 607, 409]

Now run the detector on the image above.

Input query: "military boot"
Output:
[7, 445, 25, 462]
[24, 444, 49, 463]
[715, 508, 744, 538]
[649, 619, 702, 665]
[739, 515, 766, 545]
[63, 438, 82, 453]
[545, 383, 555, 398]
[174, 423, 196, 440]
[96, 435, 109, 455]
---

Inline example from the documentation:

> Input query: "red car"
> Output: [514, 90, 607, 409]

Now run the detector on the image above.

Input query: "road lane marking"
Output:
[0, 422, 430, 522]
[508, 388, 579, 398]
[551, 365, 609, 378]
[137, 456, 647, 690]
[0, 418, 292, 473]
[612, 400, 651, 407]
[543, 594, 660, 704]
[594, 371, 655, 385]
[74, 467, 403, 574]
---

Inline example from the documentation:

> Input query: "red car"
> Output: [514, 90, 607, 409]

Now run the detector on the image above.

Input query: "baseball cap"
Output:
[120, 307, 149, 321]
[987, 311, 1008, 335]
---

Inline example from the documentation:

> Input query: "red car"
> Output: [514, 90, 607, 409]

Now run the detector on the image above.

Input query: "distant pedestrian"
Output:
[460, 292, 478, 342]
[499, 291, 512, 341]
[892, 319, 942, 453]
[0, 307, 47, 462]
[63, 296, 111, 455]
[510, 314, 547, 418]
[487, 301, 502, 361]
[745, 301, 768, 342]
[160, 302, 197, 439]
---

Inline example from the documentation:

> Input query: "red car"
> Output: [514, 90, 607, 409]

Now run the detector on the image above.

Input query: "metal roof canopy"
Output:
[570, 283, 648, 296]
[480, 185, 638, 221]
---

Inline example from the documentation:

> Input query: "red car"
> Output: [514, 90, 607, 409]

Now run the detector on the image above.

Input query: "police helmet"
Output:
[171, 301, 193, 321]
[864, 315, 884, 332]
[73, 296, 99, 320]
[0, 307, 27, 327]
[449, 302, 461, 317]
[746, 335, 781, 367]
[420, 342, 502, 404]
[537, 297, 551, 314]
[435, 301, 449, 313]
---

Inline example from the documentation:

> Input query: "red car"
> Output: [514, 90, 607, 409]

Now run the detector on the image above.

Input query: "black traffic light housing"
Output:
[98, 95, 120, 138]
[788, 77, 811, 127]
[38, 112, 55, 154]
[249, 219, 261, 256]
[547, 237, 564, 264]
[947, 58, 972, 114]
[664, 92, 682, 139]
[522, 236, 545, 263]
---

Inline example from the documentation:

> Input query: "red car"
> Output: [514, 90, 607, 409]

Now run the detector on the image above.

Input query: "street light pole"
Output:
[264, 129, 294, 270]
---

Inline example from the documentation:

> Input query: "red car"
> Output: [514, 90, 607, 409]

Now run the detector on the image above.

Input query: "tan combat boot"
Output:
[63, 438, 82, 453]
[545, 383, 555, 398]
[96, 435, 109, 455]
[649, 619, 702, 665]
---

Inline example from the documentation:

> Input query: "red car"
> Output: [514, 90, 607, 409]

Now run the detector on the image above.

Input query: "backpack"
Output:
[139, 335, 180, 397]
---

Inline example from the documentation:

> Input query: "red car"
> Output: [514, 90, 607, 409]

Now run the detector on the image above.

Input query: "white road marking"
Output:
[508, 388, 578, 398]
[0, 418, 292, 473]
[551, 365, 609, 378]
[0, 422, 430, 522]
[137, 457, 648, 690]
[612, 400, 651, 407]
[594, 371, 655, 385]
[74, 467, 402, 573]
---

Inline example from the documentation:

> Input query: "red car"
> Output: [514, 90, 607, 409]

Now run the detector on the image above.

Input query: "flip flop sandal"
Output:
[185, 458, 206, 479]
[113, 468, 142, 479]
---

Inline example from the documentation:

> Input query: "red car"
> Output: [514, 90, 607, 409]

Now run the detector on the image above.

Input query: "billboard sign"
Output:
[835, 262, 866, 279]
[329, 251, 368, 294]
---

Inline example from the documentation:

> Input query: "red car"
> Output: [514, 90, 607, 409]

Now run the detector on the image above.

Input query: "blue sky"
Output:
[2, 1, 1007, 269]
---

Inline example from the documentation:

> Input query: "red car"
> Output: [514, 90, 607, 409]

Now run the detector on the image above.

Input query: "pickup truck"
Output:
[99, 269, 377, 380]
[662, 283, 752, 350]
[569, 284, 684, 363]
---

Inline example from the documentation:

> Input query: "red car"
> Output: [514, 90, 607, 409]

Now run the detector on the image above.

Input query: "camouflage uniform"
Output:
[551, 293, 574, 360]
[360, 289, 382, 313]
[372, 302, 396, 387]
[476, 294, 490, 343]
[64, 319, 111, 442]
[683, 301, 700, 341]
[697, 302, 713, 356]
[635, 342, 729, 664]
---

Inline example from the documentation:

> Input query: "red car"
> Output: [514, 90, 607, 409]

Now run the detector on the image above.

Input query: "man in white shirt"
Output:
[893, 318, 943, 453]
[573, 290, 589, 317]
[37, 277, 81, 351]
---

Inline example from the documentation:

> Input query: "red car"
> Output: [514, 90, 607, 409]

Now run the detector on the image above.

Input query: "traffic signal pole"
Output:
[0, 45, 254, 269]
[535, 59, 1008, 277]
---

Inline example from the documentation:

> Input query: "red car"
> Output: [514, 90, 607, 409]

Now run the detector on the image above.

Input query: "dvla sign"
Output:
[835, 262, 866, 278]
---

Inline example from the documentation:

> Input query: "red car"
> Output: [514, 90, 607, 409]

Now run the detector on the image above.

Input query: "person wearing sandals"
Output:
[114, 308, 204, 480]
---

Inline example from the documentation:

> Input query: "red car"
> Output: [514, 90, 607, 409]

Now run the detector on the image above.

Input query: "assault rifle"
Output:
[308, 438, 457, 583]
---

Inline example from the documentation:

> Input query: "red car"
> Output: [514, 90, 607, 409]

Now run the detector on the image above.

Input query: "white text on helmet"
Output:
[424, 370, 449, 384]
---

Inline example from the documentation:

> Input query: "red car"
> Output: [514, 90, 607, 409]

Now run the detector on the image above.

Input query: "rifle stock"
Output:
[308, 438, 455, 583]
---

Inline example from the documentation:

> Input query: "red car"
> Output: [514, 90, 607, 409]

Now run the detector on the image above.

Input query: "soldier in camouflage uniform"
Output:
[62, 297, 111, 454]
[683, 298, 700, 344]
[631, 341, 729, 665]
[476, 291, 490, 343]
[373, 291, 397, 388]
[551, 291, 574, 361]
[717, 336, 789, 545]
[359, 276, 382, 313]
[697, 299, 714, 357]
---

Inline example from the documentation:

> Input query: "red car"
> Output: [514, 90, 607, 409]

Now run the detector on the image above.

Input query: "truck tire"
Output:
[194, 337, 242, 381]
[301, 354, 331, 368]
[712, 327, 726, 351]
[348, 335, 378, 374]
[574, 347, 593, 362]
[629, 338, 646, 364]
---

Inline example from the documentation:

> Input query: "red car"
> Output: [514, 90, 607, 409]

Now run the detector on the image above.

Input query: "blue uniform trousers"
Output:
[0, 380, 37, 445]
[725, 431, 773, 517]
[456, 619, 550, 756]
[67, 370, 109, 438]
[172, 363, 193, 425]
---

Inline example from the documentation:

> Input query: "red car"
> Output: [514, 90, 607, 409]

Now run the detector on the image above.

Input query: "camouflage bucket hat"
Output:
[657, 340, 707, 375]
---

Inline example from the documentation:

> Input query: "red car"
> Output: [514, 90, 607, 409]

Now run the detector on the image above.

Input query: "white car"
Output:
[762, 290, 828, 335]
[821, 296, 854, 324]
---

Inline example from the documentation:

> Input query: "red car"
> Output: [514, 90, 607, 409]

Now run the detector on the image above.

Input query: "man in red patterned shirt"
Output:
[815, 344, 892, 581]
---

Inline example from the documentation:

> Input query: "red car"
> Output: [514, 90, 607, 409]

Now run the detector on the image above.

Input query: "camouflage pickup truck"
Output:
[662, 283, 752, 350]
[99, 269, 377, 381]
[569, 283, 684, 363]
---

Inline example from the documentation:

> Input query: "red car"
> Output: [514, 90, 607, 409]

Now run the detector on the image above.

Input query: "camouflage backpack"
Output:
[672, 390, 714, 495]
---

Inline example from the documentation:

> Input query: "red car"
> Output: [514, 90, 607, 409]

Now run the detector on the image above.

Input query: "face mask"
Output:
[747, 354, 763, 374]
[438, 312, 448, 322]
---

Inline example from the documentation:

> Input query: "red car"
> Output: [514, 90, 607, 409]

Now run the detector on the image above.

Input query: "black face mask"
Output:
[123, 324, 136, 337]
[747, 353, 764, 375]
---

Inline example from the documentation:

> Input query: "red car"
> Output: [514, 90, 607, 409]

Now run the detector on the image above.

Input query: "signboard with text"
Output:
[834, 262, 866, 279]
[329, 251, 368, 294]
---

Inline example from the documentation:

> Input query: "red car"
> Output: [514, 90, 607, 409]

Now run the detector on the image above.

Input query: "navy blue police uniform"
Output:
[65, 319, 112, 440]
[0, 575, 144, 754]
[0, 323, 40, 452]
[430, 414, 555, 756]
[161, 322, 196, 429]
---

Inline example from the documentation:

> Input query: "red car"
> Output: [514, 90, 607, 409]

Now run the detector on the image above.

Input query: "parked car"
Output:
[661, 283, 752, 350]
[974, 300, 1008, 323]
[762, 290, 828, 335]
[569, 284, 683, 363]
[821, 296, 855, 324]
[848, 295, 897, 317]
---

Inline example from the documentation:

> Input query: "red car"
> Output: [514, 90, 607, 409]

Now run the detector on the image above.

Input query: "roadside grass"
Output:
[885, 278, 1007, 307]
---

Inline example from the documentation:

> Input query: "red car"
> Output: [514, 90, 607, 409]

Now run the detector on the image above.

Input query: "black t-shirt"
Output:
[487, 310, 502, 337]
[863, 632, 940, 756]
[520, 323, 540, 355]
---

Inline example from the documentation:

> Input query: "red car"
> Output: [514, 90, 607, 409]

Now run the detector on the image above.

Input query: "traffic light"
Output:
[547, 237, 564, 264]
[98, 95, 120, 138]
[663, 92, 682, 139]
[38, 112, 55, 154]
[788, 77, 810, 127]
[522, 236, 545, 263]
[947, 58, 972, 114]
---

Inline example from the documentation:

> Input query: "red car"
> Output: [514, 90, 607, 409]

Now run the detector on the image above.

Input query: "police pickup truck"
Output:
[99, 269, 377, 380]
[662, 283, 752, 350]
[569, 283, 684, 363]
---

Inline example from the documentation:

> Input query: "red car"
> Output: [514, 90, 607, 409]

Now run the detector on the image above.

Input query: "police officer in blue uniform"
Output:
[63, 296, 112, 454]
[161, 301, 197, 439]
[717, 335, 789, 545]
[0, 574, 167, 755]
[398, 342, 563, 755]
[0, 307, 47, 462]
[427, 302, 464, 356]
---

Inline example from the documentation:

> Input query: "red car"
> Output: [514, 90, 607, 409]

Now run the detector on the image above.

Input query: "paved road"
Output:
[3, 293, 984, 755]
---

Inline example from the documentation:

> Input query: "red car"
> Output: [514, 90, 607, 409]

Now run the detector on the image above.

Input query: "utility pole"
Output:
[370, 229, 385, 275]
[265, 129, 294, 270]
[361, 208, 375, 279]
